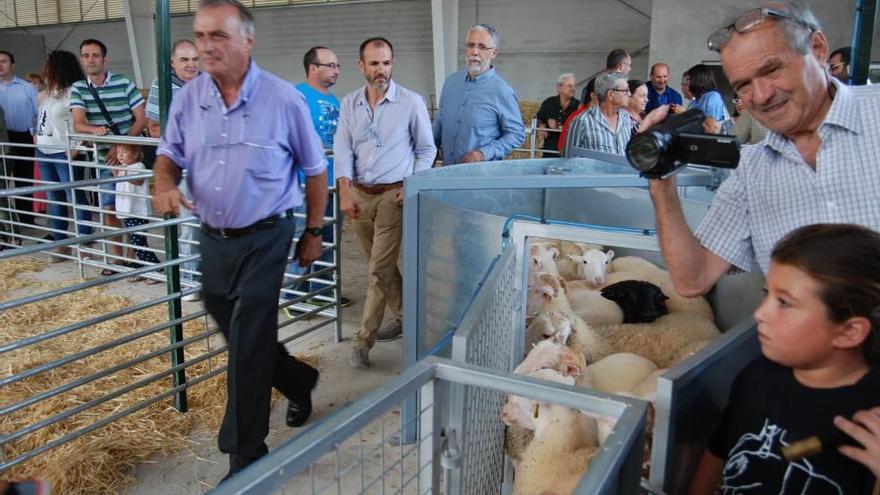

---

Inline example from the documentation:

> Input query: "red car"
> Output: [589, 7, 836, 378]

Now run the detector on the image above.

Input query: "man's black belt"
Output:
[201, 209, 294, 238]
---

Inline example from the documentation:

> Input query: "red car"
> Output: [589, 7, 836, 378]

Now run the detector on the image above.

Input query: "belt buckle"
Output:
[219, 228, 229, 238]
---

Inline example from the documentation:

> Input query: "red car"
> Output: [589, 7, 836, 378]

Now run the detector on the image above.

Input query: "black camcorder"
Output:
[625, 109, 741, 179]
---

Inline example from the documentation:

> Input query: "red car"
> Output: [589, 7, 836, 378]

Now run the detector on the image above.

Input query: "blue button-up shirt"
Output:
[433, 68, 525, 164]
[645, 83, 682, 113]
[157, 61, 326, 229]
[0, 76, 37, 132]
[334, 80, 436, 185]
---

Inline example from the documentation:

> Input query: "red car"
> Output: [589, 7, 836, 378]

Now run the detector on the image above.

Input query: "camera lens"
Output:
[626, 131, 667, 173]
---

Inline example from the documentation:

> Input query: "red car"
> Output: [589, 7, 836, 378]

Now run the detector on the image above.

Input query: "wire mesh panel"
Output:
[211, 358, 647, 495]
[448, 247, 518, 495]
[283, 406, 432, 495]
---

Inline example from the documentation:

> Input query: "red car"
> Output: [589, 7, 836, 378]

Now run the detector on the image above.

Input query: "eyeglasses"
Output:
[314, 62, 341, 70]
[610, 88, 631, 96]
[465, 42, 495, 51]
[829, 62, 846, 72]
[707, 7, 818, 52]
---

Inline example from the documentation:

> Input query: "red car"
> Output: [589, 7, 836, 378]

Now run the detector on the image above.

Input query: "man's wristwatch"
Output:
[304, 226, 323, 237]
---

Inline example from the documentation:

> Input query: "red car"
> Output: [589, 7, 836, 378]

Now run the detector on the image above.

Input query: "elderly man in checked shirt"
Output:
[335, 37, 436, 369]
[649, 2, 880, 298]
[152, 0, 327, 483]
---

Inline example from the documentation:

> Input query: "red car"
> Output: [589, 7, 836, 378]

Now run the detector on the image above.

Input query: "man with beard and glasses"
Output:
[335, 37, 435, 369]
[433, 23, 525, 165]
[648, 2, 880, 299]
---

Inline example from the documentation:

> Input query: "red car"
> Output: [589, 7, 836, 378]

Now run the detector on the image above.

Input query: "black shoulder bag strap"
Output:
[87, 83, 122, 135]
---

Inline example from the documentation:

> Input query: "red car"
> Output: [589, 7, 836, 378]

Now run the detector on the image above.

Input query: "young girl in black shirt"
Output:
[689, 223, 880, 495]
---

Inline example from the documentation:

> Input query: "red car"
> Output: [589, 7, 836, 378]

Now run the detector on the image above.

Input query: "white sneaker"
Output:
[182, 292, 202, 302]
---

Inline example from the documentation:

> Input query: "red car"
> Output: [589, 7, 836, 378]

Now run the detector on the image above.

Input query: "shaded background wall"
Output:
[1, 0, 877, 104]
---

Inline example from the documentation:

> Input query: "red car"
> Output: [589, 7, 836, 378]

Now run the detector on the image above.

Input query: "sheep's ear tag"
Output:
[533, 403, 540, 418]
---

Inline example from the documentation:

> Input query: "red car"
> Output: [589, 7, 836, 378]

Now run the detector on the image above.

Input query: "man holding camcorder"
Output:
[647, 2, 880, 296]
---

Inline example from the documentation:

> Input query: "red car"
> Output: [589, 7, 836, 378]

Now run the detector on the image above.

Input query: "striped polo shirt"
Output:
[69, 71, 144, 150]
[695, 77, 880, 274]
[566, 105, 632, 155]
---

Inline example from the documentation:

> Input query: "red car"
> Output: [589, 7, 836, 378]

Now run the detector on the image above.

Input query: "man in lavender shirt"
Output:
[335, 37, 436, 369]
[151, 0, 327, 482]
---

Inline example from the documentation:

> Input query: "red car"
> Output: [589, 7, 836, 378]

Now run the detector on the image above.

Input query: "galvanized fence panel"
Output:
[447, 246, 518, 495]
[0, 133, 343, 477]
[210, 357, 647, 495]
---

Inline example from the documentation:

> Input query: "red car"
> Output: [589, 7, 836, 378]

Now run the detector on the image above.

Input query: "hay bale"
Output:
[0, 259, 242, 494]
[506, 100, 544, 160]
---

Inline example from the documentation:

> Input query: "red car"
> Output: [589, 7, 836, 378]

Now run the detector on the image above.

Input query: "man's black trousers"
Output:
[8, 130, 36, 225]
[200, 216, 318, 458]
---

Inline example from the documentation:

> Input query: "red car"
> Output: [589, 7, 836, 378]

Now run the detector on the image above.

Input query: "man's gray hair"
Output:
[719, 2, 821, 55]
[776, 2, 822, 55]
[556, 73, 575, 86]
[468, 23, 499, 48]
[594, 71, 626, 102]
[172, 38, 196, 56]
[199, 0, 255, 36]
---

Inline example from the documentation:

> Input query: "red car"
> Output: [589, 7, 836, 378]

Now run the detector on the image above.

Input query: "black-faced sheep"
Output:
[606, 256, 715, 322]
[600, 280, 669, 323]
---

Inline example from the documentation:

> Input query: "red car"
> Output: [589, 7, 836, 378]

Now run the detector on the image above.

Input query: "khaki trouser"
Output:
[352, 187, 403, 349]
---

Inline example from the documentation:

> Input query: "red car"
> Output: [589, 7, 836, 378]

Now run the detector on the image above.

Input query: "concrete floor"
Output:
[5, 221, 408, 494]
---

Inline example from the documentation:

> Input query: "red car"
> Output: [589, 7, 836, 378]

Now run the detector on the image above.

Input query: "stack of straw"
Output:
[1, 258, 231, 493]
[507, 100, 543, 160]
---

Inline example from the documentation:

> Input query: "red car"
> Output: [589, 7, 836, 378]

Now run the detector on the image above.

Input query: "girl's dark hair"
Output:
[581, 77, 596, 104]
[43, 50, 85, 95]
[772, 223, 880, 361]
[684, 64, 718, 98]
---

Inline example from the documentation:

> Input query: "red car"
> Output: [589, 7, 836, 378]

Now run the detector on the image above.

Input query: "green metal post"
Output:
[156, 0, 188, 413]
[850, 0, 877, 86]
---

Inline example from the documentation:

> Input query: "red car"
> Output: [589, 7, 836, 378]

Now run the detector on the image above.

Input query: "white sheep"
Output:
[554, 241, 600, 281]
[567, 249, 615, 286]
[525, 272, 569, 318]
[515, 339, 586, 377]
[605, 256, 715, 323]
[593, 312, 721, 368]
[513, 404, 601, 495]
[504, 342, 587, 465]
[529, 243, 561, 283]
[577, 352, 658, 395]
[501, 369, 601, 495]
[565, 280, 625, 327]
[525, 310, 574, 348]
[526, 275, 616, 364]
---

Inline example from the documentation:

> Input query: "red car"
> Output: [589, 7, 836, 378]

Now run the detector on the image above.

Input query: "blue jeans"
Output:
[97, 165, 116, 208]
[284, 200, 340, 299]
[36, 150, 93, 240]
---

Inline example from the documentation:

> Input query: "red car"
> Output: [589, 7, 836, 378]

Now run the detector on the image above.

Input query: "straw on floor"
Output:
[1, 257, 313, 494]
